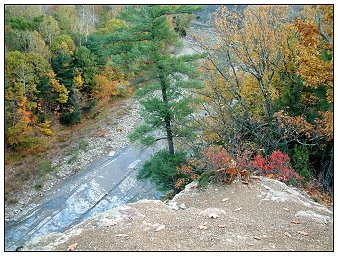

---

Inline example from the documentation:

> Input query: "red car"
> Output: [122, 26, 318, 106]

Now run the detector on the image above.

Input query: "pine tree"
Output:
[112, 5, 203, 154]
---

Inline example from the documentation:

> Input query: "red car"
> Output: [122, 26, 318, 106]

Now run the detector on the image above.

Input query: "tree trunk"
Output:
[258, 79, 274, 123]
[164, 117, 175, 155]
[160, 74, 175, 155]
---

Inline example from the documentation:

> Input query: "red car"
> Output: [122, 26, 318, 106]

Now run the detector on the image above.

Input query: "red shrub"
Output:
[250, 150, 303, 185]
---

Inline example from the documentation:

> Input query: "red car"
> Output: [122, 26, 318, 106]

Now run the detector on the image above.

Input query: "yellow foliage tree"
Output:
[47, 71, 69, 104]
[292, 5, 333, 142]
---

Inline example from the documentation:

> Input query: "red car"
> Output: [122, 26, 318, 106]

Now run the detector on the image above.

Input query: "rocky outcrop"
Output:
[22, 177, 333, 251]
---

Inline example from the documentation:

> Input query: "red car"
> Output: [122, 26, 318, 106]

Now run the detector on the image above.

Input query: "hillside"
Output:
[5, 5, 333, 252]
[22, 177, 333, 251]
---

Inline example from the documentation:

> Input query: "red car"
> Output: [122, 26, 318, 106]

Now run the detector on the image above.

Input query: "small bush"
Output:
[34, 183, 43, 190]
[137, 150, 187, 192]
[6, 121, 33, 148]
[116, 83, 128, 97]
[60, 110, 81, 126]
[160, 190, 175, 201]
[291, 144, 312, 180]
[251, 150, 303, 185]
[78, 139, 89, 150]
[38, 160, 54, 174]
[40, 120, 53, 136]
[16, 136, 48, 155]
[82, 98, 97, 117]
[68, 148, 80, 164]
[198, 171, 214, 188]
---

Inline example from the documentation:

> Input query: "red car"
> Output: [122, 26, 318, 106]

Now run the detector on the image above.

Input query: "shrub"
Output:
[68, 148, 80, 164]
[78, 139, 89, 150]
[82, 98, 97, 117]
[137, 150, 187, 192]
[251, 150, 303, 185]
[202, 146, 234, 171]
[38, 160, 55, 174]
[198, 171, 215, 188]
[40, 120, 53, 136]
[6, 121, 33, 148]
[60, 110, 81, 126]
[14, 136, 48, 155]
[116, 83, 128, 97]
[291, 144, 312, 180]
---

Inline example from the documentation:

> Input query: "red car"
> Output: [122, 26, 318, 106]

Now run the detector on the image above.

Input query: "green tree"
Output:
[113, 5, 203, 154]
[5, 28, 31, 52]
[38, 15, 60, 46]
[86, 18, 127, 68]
[51, 50, 81, 125]
[52, 5, 80, 38]
[50, 34, 76, 55]
[73, 46, 98, 92]
[28, 30, 51, 60]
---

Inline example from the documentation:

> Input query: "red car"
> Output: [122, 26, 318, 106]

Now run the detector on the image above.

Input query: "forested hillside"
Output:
[4, 5, 333, 206]
[5, 5, 131, 150]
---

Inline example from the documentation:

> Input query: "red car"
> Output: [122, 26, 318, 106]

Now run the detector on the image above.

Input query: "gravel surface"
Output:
[23, 177, 333, 251]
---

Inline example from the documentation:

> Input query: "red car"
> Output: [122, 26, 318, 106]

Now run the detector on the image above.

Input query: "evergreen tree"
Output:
[113, 5, 203, 154]
[51, 50, 81, 125]
[73, 46, 98, 93]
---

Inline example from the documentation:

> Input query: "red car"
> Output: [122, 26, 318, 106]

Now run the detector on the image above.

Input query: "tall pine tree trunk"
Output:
[160, 74, 175, 155]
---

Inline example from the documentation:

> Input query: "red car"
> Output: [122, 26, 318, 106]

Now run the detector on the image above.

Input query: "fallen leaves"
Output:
[267, 173, 274, 179]
[115, 234, 129, 238]
[67, 243, 78, 251]
[284, 232, 292, 238]
[209, 213, 220, 219]
[262, 185, 272, 190]
[303, 179, 333, 208]
[103, 219, 117, 227]
[291, 220, 301, 224]
[155, 225, 165, 232]
[251, 176, 262, 181]
[198, 225, 209, 230]
[298, 231, 309, 236]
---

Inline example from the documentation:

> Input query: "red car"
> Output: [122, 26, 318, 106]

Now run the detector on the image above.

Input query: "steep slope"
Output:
[23, 177, 333, 251]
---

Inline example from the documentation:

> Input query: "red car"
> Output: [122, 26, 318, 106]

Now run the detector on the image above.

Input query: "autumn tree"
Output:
[215, 6, 289, 121]
[52, 5, 80, 41]
[293, 5, 333, 190]
[194, 6, 292, 154]
[28, 30, 51, 60]
[5, 51, 52, 146]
